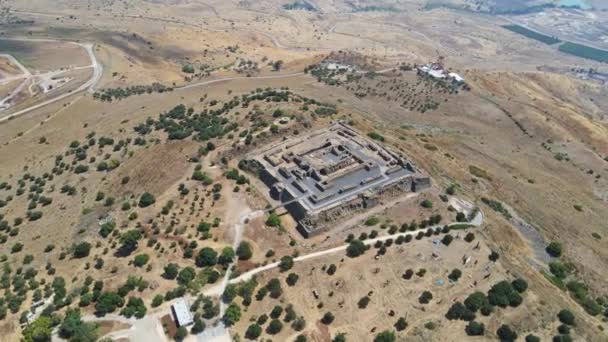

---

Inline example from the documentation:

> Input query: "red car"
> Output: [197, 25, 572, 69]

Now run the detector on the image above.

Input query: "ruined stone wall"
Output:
[413, 177, 431, 192]
[299, 175, 431, 237]
[299, 194, 370, 237]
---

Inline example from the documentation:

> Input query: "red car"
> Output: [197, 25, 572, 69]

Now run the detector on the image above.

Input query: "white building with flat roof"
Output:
[419, 63, 465, 83]
[171, 299, 194, 327]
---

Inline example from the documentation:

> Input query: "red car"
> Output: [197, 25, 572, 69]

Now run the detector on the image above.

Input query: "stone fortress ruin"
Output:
[246, 121, 431, 237]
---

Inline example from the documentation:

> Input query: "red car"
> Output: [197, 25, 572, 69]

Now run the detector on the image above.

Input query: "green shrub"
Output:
[365, 216, 380, 226]
[469, 165, 492, 180]
[346, 239, 366, 258]
[266, 213, 281, 227]
[496, 325, 517, 342]
[420, 199, 433, 208]
[138, 192, 155, 208]
[557, 309, 575, 326]
[73, 242, 91, 258]
[525, 334, 541, 342]
[465, 321, 485, 336]
[367, 132, 385, 142]
[374, 330, 396, 342]
[546, 242, 563, 257]
[133, 254, 149, 267]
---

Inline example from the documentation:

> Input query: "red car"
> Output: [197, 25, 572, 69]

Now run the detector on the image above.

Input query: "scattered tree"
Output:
[374, 330, 396, 342]
[321, 312, 335, 325]
[557, 309, 575, 326]
[525, 334, 541, 342]
[395, 317, 408, 331]
[496, 324, 517, 342]
[419, 291, 433, 304]
[511, 278, 528, 293]
[358, 296, 370, 309]
[448, 269, 462, 282]
[279, 256, 294, 272]
[174, 326, 188, 341]
[266, 212, 281, 227]
[73, 242, 92, 258]
[138, 192, 156, 208]
[420, 199, 433, 208]
[218, 247, 235, 267]
[133, 254, 149, 267]
[163, 263, 179, 279]
[546, 242, 563, 257]
[245, 324, 262, 339]
[196, 248, 218, 267]
[266, 319, 283, 334]
[442, 234, 453, 246]
[286, 273, 299, 286]
[22, 316, 53, 342]
[464, 232, 475, 242]
[223, 303, 241, 326]
[236, 241, 253, 260]
[346, 239, 366, 258]
[465, 321, 485, 336]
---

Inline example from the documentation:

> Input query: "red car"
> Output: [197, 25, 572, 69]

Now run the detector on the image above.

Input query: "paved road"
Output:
[0, 38, 102, 123]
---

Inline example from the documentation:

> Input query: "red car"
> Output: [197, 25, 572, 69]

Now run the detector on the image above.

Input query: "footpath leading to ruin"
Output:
[204, 205, 484, 296]
[87, 199, 482, 342]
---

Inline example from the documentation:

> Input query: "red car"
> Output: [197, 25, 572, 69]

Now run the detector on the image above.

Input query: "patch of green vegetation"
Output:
[367, 132, 385, 142]
[469, 165, 492, 181]
[182, 64, 195, 73]
[283, 0, 316, 11]
[554, 152, 569, 161]
[449, 224, 474, 230]
[314, 105, 337, 116]
[559, 42, 608, 63]
[364, 216, 380, 226]
[481, 197, 512, 220]
[423, 144, 438, 151]
[266, 212, 281, 228]
[424, 322, 436, 330]
[93, 83, 172, 102]
[502, 25, 561, 45]
[351, 5, 399, 12]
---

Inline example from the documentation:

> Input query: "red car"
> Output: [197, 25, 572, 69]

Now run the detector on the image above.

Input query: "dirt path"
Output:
[0, 53, 31, 84]
[215, 205, 484, 287]
[78, 199, 482, 342]
[176, 72, 305, 91]
[0, 38, 101, 123]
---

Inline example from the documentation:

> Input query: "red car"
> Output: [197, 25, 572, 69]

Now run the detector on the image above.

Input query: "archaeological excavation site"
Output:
[242, 122, 431, 237]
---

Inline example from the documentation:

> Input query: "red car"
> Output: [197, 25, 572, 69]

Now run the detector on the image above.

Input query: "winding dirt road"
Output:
[0, 38, 102, 123]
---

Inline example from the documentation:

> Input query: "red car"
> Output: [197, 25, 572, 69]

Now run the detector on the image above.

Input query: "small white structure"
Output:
[419, 64, 446, 79]
[418, 62, 465, 83]
[320, 61, 353, 72]
[448, 72, 464, 83]
[171, 299, 193, 327]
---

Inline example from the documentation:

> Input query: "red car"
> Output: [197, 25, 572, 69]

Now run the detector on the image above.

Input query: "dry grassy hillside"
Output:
[0, 1, 606, 342]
